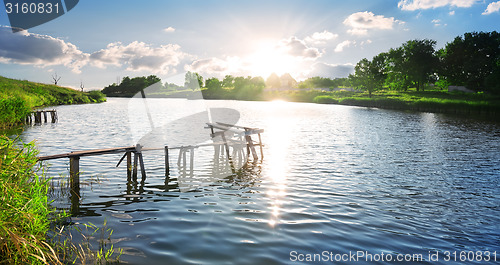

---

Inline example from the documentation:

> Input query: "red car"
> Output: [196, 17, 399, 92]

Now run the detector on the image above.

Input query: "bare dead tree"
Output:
[80, 81, 84, 92]
[52, 73, 61, 85]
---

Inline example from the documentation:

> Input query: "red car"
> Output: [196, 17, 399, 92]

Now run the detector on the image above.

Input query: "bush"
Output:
[0, 97, 31, 129]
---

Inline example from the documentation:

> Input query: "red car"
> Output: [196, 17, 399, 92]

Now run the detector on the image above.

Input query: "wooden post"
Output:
[69, 156, 80, 192]
[220, 133, 231, 160]
[126, 151, 132, 180]
[189, 147, 194, 173]
[165, 146, 170, 177]
[246, 135, 258, 161]
[182, 148, 187, 168]
[35, 112, 42, 124]
[133, 152, 138, 180]
[258, 133, 264, 159]
[43, 111, 48, 123]
[138, 153, 146, 181]
[134, 144, 146, 181]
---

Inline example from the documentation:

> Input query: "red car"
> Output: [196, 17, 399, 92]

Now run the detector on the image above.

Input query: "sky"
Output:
[0, 0, 499, 90]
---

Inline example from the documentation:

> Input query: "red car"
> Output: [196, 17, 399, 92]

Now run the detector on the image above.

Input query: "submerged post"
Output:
[69, 156, 80, 192]
[165, 146, 170, 177]
[258, 133, 264, 159]
[126, 151, 132, 179]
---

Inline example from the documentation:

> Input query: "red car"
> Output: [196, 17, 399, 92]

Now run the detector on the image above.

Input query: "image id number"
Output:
[5, 2, 60, 14]
[444, 251, 497, 262]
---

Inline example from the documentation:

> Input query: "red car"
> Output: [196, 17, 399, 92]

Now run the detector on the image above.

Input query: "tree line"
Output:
[349, 31, 500, 96]
[102, 31, 499, 98]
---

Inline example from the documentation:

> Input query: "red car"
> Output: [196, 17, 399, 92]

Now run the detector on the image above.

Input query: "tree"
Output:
[205, 77, 222, 90]
[222, 75, 234, 88]
[350, 58, 383, 97]
[401, 39, 438, 91]
[439, 31, 500, 92]
[184, 72, 204, 90]
[52, 72, 61, 85]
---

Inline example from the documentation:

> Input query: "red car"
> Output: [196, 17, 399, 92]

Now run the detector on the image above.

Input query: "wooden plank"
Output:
[38, 146, 136, 161]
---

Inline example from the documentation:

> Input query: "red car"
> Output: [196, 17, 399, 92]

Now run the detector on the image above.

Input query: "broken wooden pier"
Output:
[37, 122, 264, 197]
[26, 110, 58, 124]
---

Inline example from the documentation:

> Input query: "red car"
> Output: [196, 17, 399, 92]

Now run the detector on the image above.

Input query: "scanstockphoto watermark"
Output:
[290, 251, 424, 263]
[289, 250, 498, 263]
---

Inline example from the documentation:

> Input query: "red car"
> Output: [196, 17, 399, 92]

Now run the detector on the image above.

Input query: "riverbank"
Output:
[302, 89, 500, 117]
[0, 76, 106, 130]
[125, 87, 500, 118]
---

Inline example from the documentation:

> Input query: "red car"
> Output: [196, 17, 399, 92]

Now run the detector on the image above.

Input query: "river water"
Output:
[21, 98, 499, 264]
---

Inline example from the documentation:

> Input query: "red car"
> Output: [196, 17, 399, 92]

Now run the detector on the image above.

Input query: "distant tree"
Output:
[266, 73, 281, 88]
[439, 31, 500, 92]
[205, 77, 222, 90]
[350, 58, 385, 97]
[102, 75, 164, 97]
[222, 75, 234, 88]
[401, 39, 438, 91]
[80, 81, 84, 92]
[52, 72, 61, 85]
[298, 76, 336, 89]
[184, 71, 204, 90]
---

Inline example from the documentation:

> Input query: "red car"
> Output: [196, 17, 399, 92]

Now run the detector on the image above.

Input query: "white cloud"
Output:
[343, 11, 401, 35]
[279, 37, 322, 59]
[449, 10, 455, 15]
[89, 41, 193, 74]
[302, 62, 354, 79]
[482, 1, 500, 15]
[0, 26, 88, 73]
[305, 30, 338, 44]
[185, 57, 229, 74]
[398, 0, 478, 11]
[163, 27, 176, 33]
[334, 40, 355, 52]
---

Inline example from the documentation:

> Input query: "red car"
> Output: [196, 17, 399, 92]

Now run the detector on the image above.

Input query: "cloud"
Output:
[90, 41, 193, 74]
[279, 37, 322, 59]
[303, 62, 354, 79]
[163, 27, 176, 33]
[185, 57, 229, 74]
[398, 0, 478, 11]
[449, 10, 455, 15]
[482, 1, 500, 15]
[334, 40, 355, 52]
[305, 30, 338, 44]
[0, 26, 88, 73]
[343, 11, 401, 35]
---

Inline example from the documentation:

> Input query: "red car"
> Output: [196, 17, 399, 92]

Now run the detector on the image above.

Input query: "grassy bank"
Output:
[306, 89, 500, 117]
[0, 76, 106, 130]
[0, 136, 121, 264]
[0, 136, 59, 264]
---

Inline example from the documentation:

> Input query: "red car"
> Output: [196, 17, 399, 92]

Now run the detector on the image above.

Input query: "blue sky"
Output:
[0, 0, 499, 90]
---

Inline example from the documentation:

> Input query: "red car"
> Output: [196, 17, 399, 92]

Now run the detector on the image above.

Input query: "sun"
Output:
[246, 40, 297, 78]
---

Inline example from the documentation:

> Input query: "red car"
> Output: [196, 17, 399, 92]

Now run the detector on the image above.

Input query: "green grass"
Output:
[0, 76, 106, 130]
[0, 135, 58, 264]
[0, 136, 121, 264]
[309, 89, 500, 117]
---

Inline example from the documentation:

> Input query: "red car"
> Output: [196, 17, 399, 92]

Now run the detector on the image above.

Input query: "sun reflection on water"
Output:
[262, 101, 295, 227]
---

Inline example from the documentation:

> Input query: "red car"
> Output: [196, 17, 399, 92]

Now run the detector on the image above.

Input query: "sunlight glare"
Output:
[246, 40, 297, 78]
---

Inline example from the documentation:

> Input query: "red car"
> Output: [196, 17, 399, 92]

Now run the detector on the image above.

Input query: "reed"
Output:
[0, 136, 121, 264]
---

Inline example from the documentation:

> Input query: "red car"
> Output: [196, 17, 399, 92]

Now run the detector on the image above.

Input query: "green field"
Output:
[260, 88, 500, 117]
